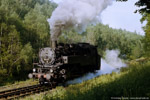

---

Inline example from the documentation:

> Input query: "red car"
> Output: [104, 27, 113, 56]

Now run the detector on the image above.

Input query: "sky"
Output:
[50, 0, 145, 35]
[101, 0, 145, 35]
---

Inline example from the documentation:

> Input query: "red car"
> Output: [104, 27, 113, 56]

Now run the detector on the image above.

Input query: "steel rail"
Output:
[0, 84, 53, 100]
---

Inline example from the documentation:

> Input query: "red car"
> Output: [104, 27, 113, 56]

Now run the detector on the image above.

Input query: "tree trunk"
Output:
[0, 25, 2, 51]
[0, 25, 2, 68]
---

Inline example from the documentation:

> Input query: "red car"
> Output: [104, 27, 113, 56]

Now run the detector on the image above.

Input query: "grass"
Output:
[21, 60, 150, 100]
[0, 79, 38, 92]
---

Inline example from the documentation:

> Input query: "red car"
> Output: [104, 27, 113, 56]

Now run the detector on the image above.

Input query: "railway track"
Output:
[0, 84, 54, 100]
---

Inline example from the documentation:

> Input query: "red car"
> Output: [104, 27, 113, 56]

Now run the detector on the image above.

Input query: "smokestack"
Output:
[51, 24, 64, 48]
[51, 41, 57, 48]
[50, 24, 64, 48]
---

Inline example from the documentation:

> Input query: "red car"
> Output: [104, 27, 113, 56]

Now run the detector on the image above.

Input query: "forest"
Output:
[0, 0, 57, 84]
[0, 0, 150, 99]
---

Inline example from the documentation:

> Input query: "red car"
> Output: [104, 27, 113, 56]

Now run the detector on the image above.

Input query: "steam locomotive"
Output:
[28, 41, 101, 85]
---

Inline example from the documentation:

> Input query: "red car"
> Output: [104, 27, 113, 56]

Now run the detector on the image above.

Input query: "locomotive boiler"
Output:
[29, 41, 101, 85]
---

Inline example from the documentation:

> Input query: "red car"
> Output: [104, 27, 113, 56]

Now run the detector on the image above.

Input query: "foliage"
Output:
[0, 0, 57, 84]
[87, 24, 144, 59]
[117, 0, 150, 57]
[142, 14, 150, 56]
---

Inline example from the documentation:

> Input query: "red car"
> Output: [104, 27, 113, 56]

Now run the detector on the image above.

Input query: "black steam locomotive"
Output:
[29, 42, 101, 85]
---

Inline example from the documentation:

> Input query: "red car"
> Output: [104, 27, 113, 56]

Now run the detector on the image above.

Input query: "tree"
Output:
[117, 0, 150, 56]
[143, 14, 150, 56]
[24, 2, 56, 49]
[0, 0, 57, 83]
[117, 0, 150, 13]
[0, 25, 22, 75]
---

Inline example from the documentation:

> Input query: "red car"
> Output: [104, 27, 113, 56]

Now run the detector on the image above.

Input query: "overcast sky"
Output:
[50, 0, 145, 35]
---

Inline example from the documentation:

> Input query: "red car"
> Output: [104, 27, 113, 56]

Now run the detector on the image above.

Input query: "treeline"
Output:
[0, 0, 56, 83]
[59, 24, 144, 60]
[117, 0, 150, 57]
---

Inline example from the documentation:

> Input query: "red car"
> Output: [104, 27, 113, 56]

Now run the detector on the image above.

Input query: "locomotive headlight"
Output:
[33, 68, 36, 72]
[46, 74, 51, 80]
[50, 69, 53, 73]
[28, 73, 33, 79]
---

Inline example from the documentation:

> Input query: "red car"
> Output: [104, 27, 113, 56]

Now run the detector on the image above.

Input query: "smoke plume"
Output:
[105, 50, 126, 68]
[48, 0, 112, 41]
[66, 50, 126, 85]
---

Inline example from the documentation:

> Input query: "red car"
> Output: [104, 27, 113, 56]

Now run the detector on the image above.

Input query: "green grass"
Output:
[22, 61, 150, 100]
[0, 79, 38, 92]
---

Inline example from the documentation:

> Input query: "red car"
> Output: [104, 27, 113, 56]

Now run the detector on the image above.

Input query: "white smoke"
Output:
[48, 0, 112, 41]
[105, 50, 126, 68]
[66, 50, 126, 85]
